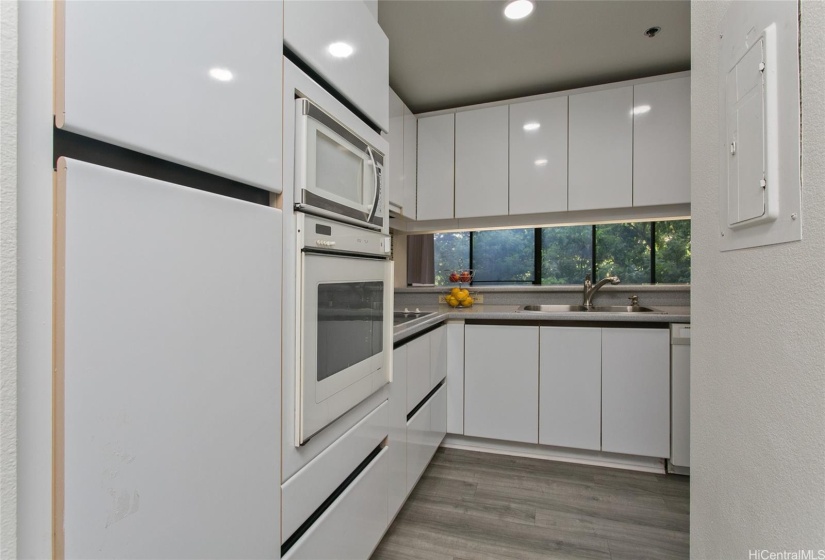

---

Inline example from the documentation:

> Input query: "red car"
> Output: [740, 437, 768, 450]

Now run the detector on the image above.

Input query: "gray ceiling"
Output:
[378, 0, 691, 114]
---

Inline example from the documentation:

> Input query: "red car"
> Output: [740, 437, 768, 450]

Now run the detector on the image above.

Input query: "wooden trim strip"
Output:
[52, 158, 67, 560]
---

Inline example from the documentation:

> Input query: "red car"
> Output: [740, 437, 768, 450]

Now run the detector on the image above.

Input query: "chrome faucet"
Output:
[582, 273, 620, 307]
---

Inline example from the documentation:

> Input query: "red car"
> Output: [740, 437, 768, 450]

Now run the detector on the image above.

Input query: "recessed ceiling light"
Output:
[534, 158, 548, 166]
[632, 105, 652, 115]
[523, 122, 541, 131]
[208, 68, 234, 82]
[504, 0, 534, 20]
[328, 42, 354, 58]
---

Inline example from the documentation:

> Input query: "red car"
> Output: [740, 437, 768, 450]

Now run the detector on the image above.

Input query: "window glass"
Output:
[433, 232, 469, 285]
[472, 229, 534, 284]
[540, 225, 592, 285]
[595, 222, 652, 284]
[655, 220, 691, 283]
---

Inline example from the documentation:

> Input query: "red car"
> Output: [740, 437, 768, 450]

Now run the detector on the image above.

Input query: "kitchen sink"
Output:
[519, 304, 663, 314]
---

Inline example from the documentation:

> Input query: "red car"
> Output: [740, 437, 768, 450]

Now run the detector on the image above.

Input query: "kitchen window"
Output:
[416, 219, 690, 286]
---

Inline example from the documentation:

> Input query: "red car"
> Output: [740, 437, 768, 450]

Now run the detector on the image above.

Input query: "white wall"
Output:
[1, 0, 18, 557]
[691, 1, 825, 558]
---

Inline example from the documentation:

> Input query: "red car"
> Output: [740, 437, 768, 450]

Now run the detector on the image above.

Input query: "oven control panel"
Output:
[301, 214, 390, 257]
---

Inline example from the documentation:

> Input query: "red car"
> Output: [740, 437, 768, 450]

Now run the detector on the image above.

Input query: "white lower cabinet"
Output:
[406, 332, 431, 412]
[388, 346, 408, 518]
[539, 327, 602, 451]
[430, 324, 448, 387]
[601, 328, 670, 457]
[464, 325, 539, 444]
[406, 384, 447, 493]
[283, 447, 389, 560]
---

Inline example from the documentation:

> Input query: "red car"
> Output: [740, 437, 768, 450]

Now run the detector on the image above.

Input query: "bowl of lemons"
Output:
[445, 287, 475, 308]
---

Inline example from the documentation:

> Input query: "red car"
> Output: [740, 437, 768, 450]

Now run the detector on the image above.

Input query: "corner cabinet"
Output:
[632, 76, 691, 207]
[385, 89, 417, 220]
[416, 114, 455, 220]
[455, 106, 509, 218]
[568, 86, 634, 211]
[464, 325, 539, 444]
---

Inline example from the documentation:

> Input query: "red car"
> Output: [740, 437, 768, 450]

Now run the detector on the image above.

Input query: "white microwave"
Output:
[294, 98, 387, 233]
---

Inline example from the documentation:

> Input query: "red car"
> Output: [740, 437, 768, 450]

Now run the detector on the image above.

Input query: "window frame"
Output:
[440, 220, 688, 286]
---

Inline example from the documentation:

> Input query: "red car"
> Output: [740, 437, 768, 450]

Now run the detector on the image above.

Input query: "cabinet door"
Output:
[406, 333, 431, 414]
[455, 106, 509, 218]
[417, 114, 455, 220]
[509, 97, 568, 215]
[402, 105, 418, 220]
[633, 76, 691, 207]
[539, 327, 601, 451]
[446, 322, 465, 435]
[284, 1, 389, 131]
[430, 325, 448, 388]
[601, 328, 670, 457]
[464, 325, 539, 444]
[58, 1, 282, 191]
[386, 89, 405, 211]
[388, 346, 408, 517]
[568, 86, 633, 210]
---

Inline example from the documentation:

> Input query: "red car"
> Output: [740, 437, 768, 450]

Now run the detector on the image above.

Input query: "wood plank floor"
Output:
[372, 448, 689, 560]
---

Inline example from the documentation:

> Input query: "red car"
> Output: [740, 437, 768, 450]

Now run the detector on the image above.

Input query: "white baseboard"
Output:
[441, 434, 666, 474]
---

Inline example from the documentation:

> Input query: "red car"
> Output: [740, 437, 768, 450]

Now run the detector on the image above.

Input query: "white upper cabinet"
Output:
[402, 105, 418, 220]
[57, 1, 282, 192]
[386, 90, 405, 212]
[568, 86, 634, 210]
[455, 106, 509, 218]
[284, 1, 389, 132]
[384, 89, 417, 220]
[417, 114, 455, 221]
[633, 76, 691, 207]
[509, 97, 569, 215]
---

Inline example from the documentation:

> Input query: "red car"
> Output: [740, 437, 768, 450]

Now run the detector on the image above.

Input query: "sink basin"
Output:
[519, 304, 663, 314]
[520, 304, 589, 312]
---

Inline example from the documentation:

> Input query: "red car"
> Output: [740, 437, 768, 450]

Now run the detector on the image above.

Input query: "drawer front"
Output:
[282, 401, 388, 541]
[406, 332, 431, 413]
[283, 447, 389, 560]
[406, 384, 446, 493]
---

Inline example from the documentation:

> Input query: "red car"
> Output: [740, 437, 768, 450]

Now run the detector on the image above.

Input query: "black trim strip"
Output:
[54, 127, 270, 206]
[281, 444, 384, 556]
[302, 247, 389, 260]
[284, 45, 382, 135]
[393, 321, 445, 349]
[407, 380, 445, 423]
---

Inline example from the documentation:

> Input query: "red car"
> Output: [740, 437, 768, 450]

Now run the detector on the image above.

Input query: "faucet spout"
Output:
[582, 274, 620, 307]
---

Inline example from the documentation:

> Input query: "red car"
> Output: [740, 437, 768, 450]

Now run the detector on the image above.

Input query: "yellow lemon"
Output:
[450, 287, 461, 297]
[447, 296, 460, 307]
[457, 289, 470, 301]
[463, 296, 474, 307]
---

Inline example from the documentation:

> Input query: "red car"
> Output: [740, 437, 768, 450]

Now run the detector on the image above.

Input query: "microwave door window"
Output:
[315, 129, 364, 207]
[316, 282, 384, 383]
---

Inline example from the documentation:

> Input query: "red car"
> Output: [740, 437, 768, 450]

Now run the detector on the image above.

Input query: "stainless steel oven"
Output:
[295, 214, 392, 445]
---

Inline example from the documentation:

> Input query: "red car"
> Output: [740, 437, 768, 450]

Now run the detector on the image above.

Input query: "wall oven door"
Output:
[298, 249, 392, 445]
[294, 98, 386, 232]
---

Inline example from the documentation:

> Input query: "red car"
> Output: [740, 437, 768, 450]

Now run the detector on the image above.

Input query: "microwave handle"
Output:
[366, 146, 381, 222]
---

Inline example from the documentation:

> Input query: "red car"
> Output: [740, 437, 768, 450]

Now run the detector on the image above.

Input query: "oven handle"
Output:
[366, 146, 381, 223]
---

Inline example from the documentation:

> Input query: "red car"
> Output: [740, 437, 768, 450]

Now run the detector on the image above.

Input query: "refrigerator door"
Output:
[55, 159, 281, 558]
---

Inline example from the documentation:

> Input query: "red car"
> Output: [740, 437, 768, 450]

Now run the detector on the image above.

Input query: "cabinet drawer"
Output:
[283, 447, 389, 560]
[282, 400, 388, 541]
[406, 384, 446, 493]
[406, 333, 431, 413]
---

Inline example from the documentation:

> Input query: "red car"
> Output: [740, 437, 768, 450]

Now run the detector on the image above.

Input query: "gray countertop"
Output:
[393, 304, 690, 344]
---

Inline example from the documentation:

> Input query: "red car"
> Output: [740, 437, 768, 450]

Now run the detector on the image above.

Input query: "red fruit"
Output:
[449, 272, 459, 283]
[459, 271, 471, 283]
